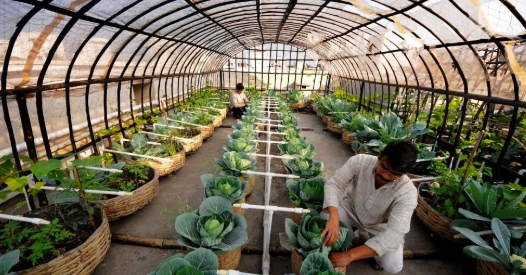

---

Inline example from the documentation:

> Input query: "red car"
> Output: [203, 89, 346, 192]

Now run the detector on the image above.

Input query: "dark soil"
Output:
[103, 166, 155, 198]
[2, 203, 103, 272]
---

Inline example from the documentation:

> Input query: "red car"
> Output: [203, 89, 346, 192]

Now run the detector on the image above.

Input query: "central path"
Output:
[94, 111, 473, 275]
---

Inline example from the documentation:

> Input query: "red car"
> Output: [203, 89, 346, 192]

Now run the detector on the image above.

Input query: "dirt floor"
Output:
[1, 110, 475, 275]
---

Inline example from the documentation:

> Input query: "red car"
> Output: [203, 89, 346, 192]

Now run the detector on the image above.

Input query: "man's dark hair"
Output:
[381, 141, 417, 173]
[236, 83, 244, 90]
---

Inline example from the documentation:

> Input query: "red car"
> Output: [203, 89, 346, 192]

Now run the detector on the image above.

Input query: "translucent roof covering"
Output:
[1, 0, 526, 106]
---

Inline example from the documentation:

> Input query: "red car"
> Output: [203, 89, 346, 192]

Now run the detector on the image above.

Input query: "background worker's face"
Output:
[375, 156, 404, 184]
[236, 89, 243, 94]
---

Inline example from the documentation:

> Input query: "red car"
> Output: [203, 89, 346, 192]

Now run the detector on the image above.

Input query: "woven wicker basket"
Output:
[327, 119, 343, 134]
[182, 134, 203, 153]
[200, 124, 215, 140]
[217, 246, 242, 270]
[476, 260, 509, 275]
[282, 162, 288, 175]
[123, 150, 186, 177]
[257, 125, 265, 131]
[15, 208, 111, 275]
[212, 116, 223, 128]
[290, 202, 302, 225]
[218, 108, 227, 119]
[312, 104, 319, 114]
[322, 115, 329, 124]
[355, 150, 369, 155]
[342, 130, 355, 145]
[291, 101, 308, 109]
[94, 169, 160, 221]
[415, 184, 461, 243]
[239, 175, 256, 196]
[233, 197, 246, 216]
[291, 249, 346, 275]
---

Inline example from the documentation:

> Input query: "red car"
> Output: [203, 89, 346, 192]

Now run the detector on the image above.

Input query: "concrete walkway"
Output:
[93, 111, 474, 275]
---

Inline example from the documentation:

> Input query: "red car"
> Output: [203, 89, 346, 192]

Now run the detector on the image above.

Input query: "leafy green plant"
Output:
[288, 89, 306, 103]
[287, 177, 325, 211]
[175, 196, 248, 255]
[147, 248, 218, 275]
[222, 139, 259, 154]
[454, 218, 526, 275]
[453, 181, 526, 230]
[0, 249, 19, 275]
[107, 164, 150, 192]
[201, 174, 248, 203]
[215, 152, 257, 177]
[232, 120, 257, 131]
[111, 133, 172, 160]
[286, 252, 343, 275]
[228, 129, 258, 141]
[278, 139, 316, 159]
[283, 157, 323, 179]
[284, 214, 354, 259]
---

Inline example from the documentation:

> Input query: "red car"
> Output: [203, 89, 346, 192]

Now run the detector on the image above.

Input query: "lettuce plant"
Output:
[287, 177, 325, 211]
[175, 196, 248, 255]
[286, 252, 343, 275]
[201, 174, 248, 203]
[283, 157, 323, 179]
[223, 138, 259, 154]
[278, 139, 316, 159]
[148, 248, 218, 275]
[285, 215, 354, 259]
[216, 152, 257, 177]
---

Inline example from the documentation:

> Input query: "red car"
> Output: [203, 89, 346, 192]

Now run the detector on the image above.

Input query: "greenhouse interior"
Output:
[1, 0, 526, 274]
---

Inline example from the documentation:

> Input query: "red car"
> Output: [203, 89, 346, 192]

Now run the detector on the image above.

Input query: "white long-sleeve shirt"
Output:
[229, 91, 249, 108]
[323, 154, 417, 256]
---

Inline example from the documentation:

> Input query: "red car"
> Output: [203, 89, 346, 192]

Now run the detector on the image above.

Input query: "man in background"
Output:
[229, 83, 250, 119]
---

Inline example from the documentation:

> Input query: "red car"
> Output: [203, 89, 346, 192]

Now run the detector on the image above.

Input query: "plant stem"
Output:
[72, 167, 96, 229]
[461, 130, 485, 185]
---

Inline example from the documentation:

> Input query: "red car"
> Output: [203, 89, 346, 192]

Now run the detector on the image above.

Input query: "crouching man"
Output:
[321, 141, 418, 274]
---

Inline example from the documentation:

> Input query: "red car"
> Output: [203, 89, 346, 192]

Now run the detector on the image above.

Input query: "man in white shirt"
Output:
[321, 141, 418, 274]
[230, 83, 250, 119]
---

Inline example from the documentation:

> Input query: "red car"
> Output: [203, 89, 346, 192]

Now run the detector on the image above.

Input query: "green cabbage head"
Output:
[283, 157, 323, 179]
[287, 177, 325, 211]
[285, 252, 343, 275]
[278, 138, 316, 159]
[216, 152, 257, 177]
[147, 248, 218, 275]
[201, 174, 248, 203]
[285, 214, 354, 260]
[223, 138, 259, 154]
[175, 196, 248, 255]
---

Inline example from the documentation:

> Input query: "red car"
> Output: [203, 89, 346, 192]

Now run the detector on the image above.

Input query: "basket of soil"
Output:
[327, 119, 343, 134]
[200, 124, 215, 140]
[342, 130, 355, 145]
[415, 183, 463, 243]
[322, 115, 329, 124]
[233, 197, 246, 216]
[290, 202, 302, 225]
[291, 249, 346, 275]
[94, 165, 159, 221]
[239, 175, 256, 196]
[124, 151, 185, 177]
[217, 246, 242, 270]
[176, 128, 203, 153]
[476, 259, 509, 275]
[212, 116, 223, 128]
[312, 104, 319, 115]
[291, 101, 308, 109]
[3, 203, 110, 275]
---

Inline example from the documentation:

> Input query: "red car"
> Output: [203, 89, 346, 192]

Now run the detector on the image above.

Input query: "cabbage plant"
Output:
[175, 196, 248, 255]
[287, 177, 325, 211]
[201, 174, 248, 203]
[286, 252, 343, 275]
[216, 152, 257, 177]
[283, 157, 323, 179]
[223, 138, 259, 154]
[111, 133, 172, 160]
[228, 129, 258, 141]
[232, 120, 257, 131]
[147, 248, 218, 275]
[278, 139, 316, 159]
[285, 215, 354, 259]
[288, 89, 306, 103]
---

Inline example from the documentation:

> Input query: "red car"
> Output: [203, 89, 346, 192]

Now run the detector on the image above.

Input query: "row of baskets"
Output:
[11, 107, 230, 275]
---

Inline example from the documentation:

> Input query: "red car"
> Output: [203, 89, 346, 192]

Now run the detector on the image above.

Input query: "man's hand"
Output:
[330, 251, 353, 267]
[321, 206, 340, 246]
